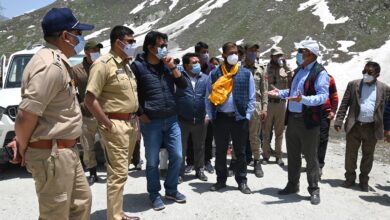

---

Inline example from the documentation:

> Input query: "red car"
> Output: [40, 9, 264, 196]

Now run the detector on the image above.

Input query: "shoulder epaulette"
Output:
[51, 50, 62, 69]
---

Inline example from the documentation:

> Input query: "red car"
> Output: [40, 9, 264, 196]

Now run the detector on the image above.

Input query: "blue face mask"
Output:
[67, 32, 85, 55]
[191, 63, 201, 75]
[296, 52, 304, 65]
[246, 52, 257, 61]
[156, 47, 168, 60]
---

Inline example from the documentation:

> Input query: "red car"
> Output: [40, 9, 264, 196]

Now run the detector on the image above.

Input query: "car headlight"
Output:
[0, 107, 5, 120]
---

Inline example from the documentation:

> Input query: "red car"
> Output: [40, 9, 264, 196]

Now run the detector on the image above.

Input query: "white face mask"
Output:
[121, 41, 137, 58]
[227, 54, 239, 65]
[90, 52, 101, 62]
[363, 74, 375, 83]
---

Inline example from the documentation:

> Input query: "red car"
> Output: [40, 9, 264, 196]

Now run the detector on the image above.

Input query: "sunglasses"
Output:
[298, 48, 309, 53]
[158, 44, 168, 49]
[123, 39, 136, 44]
[362, 70, 375, 75]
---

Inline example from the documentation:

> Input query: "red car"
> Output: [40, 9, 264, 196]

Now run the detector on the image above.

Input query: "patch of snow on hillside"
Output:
[298, 0, 349, 29]
[236, 39, 244, 45]
[267, 9, 275, 12]
[196, 19, 206, 27]
[326, 39, 390, 96]
[85, 27, 110, 40]
[337, 40, 355, 53]
[130, 1, 148, 14]
[260, 36, 283, 56]
[7, 35, 13, 39]
[169, 0, 180, 11]
[27, 25, 35, 29]
[159, 0, 229, 38]
[150, 0, 162, 6]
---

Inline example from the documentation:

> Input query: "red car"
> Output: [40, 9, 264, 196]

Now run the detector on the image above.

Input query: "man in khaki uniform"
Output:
[85, 25, 139, 220]
[72, 40, 103, 185]
[262, 47, 292, 166]
[9, 8, 94, 220]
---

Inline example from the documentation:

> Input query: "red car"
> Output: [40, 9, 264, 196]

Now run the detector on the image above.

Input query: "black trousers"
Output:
[186, 122, 214, 165]
[286, 113, 320, 194]
[214, 112, 248, 184]
[318, 110, 331, 168]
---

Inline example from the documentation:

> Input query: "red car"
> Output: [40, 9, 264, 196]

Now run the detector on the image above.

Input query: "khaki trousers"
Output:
[25, 147, 92, 220]
[262, 101, 286, 159]
[232, 102, 262, 160]
[345, 123, 377, 183]
[98, 118, 137, 220]
[80, 116, 98, 169]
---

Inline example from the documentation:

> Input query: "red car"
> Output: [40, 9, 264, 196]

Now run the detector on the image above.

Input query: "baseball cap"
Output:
[270, 47, 284, 55]
[84, 40, 103, 49]
[297, 40, 320, 56]
[244, 43, 259, 50]
[41, 7, 94, 34]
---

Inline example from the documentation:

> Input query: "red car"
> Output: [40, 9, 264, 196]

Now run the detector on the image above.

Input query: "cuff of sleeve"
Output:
[300, 95, 309, 105]
[18, 99, 44, 116]
[246, 113, 251, 120]
[86, 89, 100, 100]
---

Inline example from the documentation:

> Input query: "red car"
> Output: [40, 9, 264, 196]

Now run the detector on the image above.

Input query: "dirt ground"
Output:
[0, 132, 390, 220]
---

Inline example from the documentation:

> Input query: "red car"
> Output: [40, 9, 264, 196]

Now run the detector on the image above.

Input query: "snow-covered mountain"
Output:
[0, 0, 389, 94]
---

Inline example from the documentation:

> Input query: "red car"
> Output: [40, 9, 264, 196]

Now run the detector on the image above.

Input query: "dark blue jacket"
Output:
[175, 71, 208, 124]
[130, 53, 187, 119]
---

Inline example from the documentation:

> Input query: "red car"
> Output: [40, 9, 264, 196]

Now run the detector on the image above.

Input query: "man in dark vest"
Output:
[206, 42, 256, 194]
[268, 40, 329, 205]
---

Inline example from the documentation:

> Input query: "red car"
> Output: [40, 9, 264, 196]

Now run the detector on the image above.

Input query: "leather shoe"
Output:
[254, 160, 264, 178]
[238, 183, 252, 194]
[87, 174, 99, 185]
[210, 182, 226, 191]
[359, 182, 369, 192]
[195, 170, 208, 181]
[310, 193, 320, 205]
[278, 183, 299, 195]
[341, 180, 355, 188]
[121, 214, 140, 220]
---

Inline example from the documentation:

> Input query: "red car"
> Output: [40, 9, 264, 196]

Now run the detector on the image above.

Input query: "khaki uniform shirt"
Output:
[266, 63, 293, 98]
[244, 63, 268, 112]
[19, 44, 82, 142]
[72, 58, 93, 117]
[86, 50, 138, 113]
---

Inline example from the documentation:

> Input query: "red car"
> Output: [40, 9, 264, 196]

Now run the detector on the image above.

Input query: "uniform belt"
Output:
[217, 111, 235, 117]
[29, 139, 77, 149]
[357, 121, 374, 126]
[106, 112, 135, 120]
[268, 98, 285, 103]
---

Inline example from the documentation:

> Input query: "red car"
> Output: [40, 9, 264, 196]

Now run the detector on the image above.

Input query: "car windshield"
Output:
[4, 55, 33, 88]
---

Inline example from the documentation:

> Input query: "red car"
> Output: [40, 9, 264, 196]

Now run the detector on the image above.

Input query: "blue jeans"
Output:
[140, 115, 182, 201]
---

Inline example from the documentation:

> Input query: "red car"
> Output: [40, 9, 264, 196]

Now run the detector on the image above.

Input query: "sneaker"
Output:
[276, 157, 285, 166]
[165, 191, 186, 203]
[135, 160, 143, 170]
[151, 196, 165, 211]
[87, 174, 100, 185]
[184, 165, 193, 173]
[205, 161, 215, 174]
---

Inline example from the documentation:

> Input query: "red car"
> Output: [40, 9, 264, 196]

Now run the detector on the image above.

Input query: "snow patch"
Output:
[196, 19, 206, 27]
[298, 0, 349, 29]
[267, 9, 275, 12]
[85, 27, 110, 40]
[260, 36, 283, 56]
[337, 40, 356, 53]
[7, 35, 13, 39]
[130, 1, 148, 14]
[27, 25, 35, 29]
[169, 0, 180, 11]
[150, 0, 162, 6]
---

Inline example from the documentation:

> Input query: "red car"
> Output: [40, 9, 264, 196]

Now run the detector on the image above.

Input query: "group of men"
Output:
[6, 6, 390, 220]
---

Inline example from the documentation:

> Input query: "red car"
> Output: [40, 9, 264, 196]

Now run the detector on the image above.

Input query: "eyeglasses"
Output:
[362, 70, 375, 75]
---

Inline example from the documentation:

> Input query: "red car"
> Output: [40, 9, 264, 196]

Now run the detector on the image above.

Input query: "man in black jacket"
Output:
[130, 31, 187, 211]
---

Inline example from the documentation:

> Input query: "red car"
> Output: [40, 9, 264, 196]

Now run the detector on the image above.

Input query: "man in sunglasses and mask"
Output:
[130, 31, 187, 211]
[72, 40, 103, 185]
[335, 61, 390, 192]
[8, 7, 94, 220]
[85, 25, 139, 220]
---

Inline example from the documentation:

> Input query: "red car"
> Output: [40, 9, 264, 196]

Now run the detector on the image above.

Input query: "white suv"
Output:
[0, 45, 83, 163]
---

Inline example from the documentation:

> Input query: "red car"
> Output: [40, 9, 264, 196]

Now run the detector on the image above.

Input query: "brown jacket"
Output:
[335, 79, 390, 140]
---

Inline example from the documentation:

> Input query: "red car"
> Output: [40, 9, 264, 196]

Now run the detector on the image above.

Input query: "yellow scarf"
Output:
[208, 63, 239, 106]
